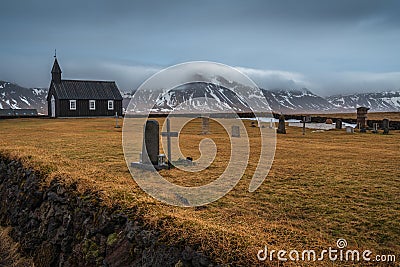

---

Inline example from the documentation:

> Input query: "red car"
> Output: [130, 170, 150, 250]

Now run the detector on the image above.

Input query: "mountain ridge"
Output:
[1, 80, 399, 114]
[0, 80, 48, 114]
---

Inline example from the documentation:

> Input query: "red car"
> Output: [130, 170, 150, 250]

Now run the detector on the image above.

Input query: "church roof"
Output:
[51, 79, 123, 100]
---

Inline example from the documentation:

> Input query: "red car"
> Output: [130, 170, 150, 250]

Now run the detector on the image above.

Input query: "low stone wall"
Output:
[366, 119, 400, 130]
[0, 156, 213, 267]
[279, 114, 400, 130]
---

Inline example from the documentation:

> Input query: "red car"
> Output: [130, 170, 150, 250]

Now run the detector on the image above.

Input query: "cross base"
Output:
[130, 162, 169, 171]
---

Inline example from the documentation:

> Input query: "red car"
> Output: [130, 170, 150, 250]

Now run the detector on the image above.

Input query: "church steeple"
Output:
[51, 52, 62, 83]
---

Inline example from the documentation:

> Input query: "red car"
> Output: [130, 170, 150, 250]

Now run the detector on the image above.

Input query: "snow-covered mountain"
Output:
[1, 80, 399, 114]
[152, 82, 253, 113]
[126, 84, 400, 113]
[131, 84, 335, 113]
[126, 75, 270, 114]
[261, 88, 336, 113]
[0, 81, 48, 114]
[327, 91, 400, 112]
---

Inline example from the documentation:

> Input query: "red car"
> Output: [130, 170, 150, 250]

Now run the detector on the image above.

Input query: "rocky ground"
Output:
[0, 157, 214, 267]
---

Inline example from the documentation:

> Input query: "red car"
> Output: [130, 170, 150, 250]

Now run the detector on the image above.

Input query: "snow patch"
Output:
[382, 96, 400, 108]
[5, 99, 19, 109]
[32, 88, 45, 96]
[19, 96, 31, 106]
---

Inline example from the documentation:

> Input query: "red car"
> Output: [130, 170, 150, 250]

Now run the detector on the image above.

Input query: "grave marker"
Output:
[141, 120, 160, 165]
[277, 114, 286, 134]
[346, 126, 354, 134]
[335, 119, 342, 129]
[383, 118, 390, 134]
[201, 116, 210, 135]
[231, 125, 240, 137]
[161, 118, 179, 168]
[131, 119, 177, 170]
[269, 119, 274, 129]
[357, 107, 369, 132]
[114, 112, 121, 128]
[372, 123, 378, 134]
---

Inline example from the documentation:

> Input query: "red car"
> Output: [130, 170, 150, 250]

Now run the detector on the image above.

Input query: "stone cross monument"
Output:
[357, 107, 369, 132]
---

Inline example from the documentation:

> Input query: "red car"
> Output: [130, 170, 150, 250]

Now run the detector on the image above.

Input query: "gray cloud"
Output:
[311, 71, 400, 96]
[235, 67, 310, 90]
[0, 1, 399, 95]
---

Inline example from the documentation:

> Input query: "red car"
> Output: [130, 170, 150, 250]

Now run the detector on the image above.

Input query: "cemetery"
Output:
[0, 114, 398, 265]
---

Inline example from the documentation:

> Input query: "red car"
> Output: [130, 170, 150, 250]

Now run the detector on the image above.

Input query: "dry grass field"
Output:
[0, 117, 399, 265]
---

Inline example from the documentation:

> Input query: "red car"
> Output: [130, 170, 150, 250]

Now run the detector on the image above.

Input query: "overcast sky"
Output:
[1, 0, 399, 96]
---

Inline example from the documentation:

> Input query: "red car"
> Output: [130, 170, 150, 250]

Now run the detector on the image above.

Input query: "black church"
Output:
[47, 57, 123, 118]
